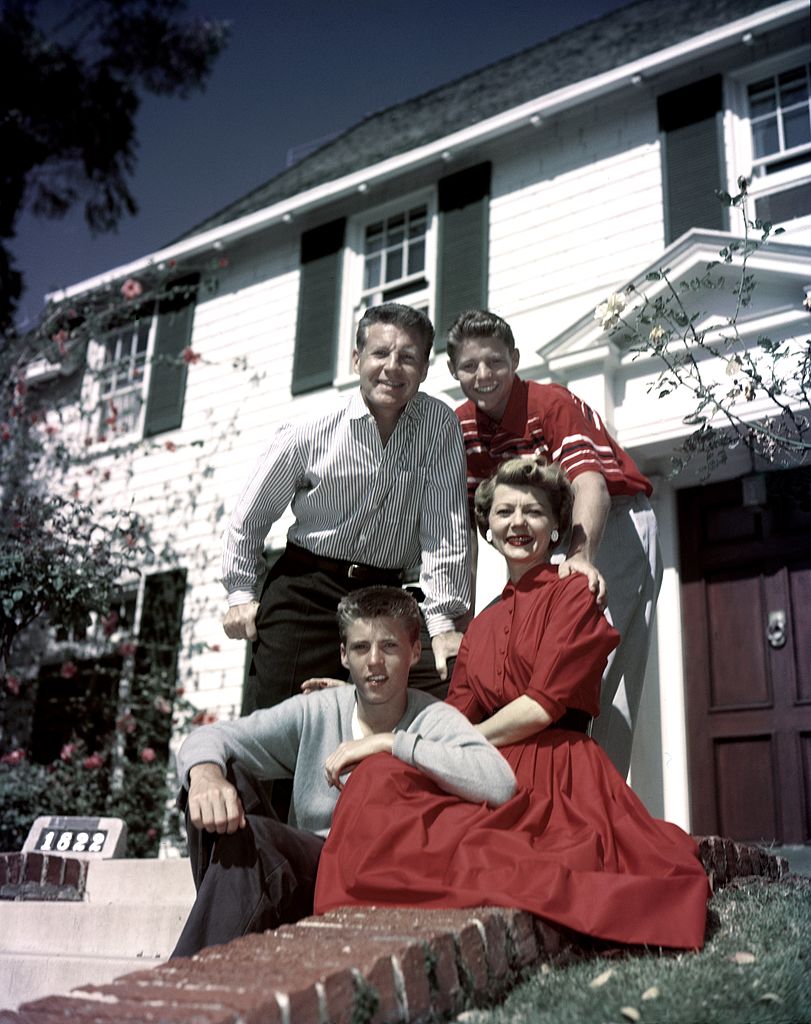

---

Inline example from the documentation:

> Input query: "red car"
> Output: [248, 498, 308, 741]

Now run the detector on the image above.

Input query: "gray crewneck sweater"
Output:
[177, 686, 516, 837]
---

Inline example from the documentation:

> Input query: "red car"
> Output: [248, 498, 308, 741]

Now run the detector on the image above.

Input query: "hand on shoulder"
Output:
[556, 555, 607, 610]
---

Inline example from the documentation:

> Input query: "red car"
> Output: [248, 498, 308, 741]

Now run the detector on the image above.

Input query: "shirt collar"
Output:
[474, 375, 528, 435]
[502, 560, 556, 597]
[348, 388, 423, 424]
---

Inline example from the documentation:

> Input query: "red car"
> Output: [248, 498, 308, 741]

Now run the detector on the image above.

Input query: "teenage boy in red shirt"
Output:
[447, 309, 662, 780]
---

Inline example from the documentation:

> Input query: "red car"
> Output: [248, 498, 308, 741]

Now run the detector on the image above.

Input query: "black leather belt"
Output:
[550, 708, 591, 734]
[284, 542, 404, 586]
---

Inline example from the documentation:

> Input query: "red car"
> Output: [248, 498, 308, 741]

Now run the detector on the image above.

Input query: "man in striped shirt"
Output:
[447, 309, 662, 779]
[222, 304, 471, 725]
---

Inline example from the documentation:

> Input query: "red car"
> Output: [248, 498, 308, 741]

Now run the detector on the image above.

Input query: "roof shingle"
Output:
[180, 0, 781, 238]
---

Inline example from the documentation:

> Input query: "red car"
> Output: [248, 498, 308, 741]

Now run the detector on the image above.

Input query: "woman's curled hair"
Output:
[474, 458, 574, 539]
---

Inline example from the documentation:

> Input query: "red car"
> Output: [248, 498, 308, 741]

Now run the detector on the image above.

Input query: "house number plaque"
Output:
[22, 815, 127, 859]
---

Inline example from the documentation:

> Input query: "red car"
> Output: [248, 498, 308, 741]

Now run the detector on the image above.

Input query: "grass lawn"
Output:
[456, 876, 811, 1024]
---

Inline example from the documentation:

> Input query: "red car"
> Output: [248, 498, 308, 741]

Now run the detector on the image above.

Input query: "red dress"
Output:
[315, 566, 710, 949]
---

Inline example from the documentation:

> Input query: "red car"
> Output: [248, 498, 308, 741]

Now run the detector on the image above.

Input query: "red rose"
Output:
[120, 278, 143, 300]
[140, 747, 157, 764]
[182, 347, 201, 364]
[60, 661, 78, 679]
[83, 753, 104, 770]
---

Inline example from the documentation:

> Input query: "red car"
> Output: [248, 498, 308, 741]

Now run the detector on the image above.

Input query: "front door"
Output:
[679, 468, 811, 844]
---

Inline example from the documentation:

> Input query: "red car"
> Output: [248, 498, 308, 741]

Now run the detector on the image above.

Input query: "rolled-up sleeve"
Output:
[392, 702, 516, 806]
[419, 412, 471, 635]
[221, 423, 303, 602]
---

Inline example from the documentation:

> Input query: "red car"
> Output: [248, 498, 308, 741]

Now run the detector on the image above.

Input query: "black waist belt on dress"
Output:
[284, 542, 404, 586]
[550, 708, 591, 734]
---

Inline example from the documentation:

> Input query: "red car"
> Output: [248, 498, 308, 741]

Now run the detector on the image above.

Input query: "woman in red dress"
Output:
[315, 459, 710, 949]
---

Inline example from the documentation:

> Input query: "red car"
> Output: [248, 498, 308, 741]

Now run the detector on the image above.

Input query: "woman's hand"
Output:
[324, 734, 394, 789]
[300, 677, 347, 694]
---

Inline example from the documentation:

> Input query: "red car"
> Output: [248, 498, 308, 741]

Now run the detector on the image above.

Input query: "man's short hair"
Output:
[356, 304, 434, 361]
[336, 586, 421, 644]
[474, 458, 573, 540]
[446, 309, 516, 367]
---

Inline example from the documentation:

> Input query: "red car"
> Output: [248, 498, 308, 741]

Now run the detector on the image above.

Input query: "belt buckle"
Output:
[347, 563, 363, 579]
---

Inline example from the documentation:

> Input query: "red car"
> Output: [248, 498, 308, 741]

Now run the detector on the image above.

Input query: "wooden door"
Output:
[679, 468, 811, 844]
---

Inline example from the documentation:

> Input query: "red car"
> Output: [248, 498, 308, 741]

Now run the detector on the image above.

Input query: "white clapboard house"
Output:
[34, 0, 811, 846]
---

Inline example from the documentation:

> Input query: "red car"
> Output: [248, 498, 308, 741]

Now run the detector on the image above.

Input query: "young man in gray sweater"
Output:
[172, 586, 515, 956]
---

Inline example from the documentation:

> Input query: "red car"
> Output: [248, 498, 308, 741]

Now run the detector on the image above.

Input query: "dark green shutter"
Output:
[434, 162, 491, 351]
[658, 77, 727, 243]
[291, 218, 345, 395]
[143, 274, 199, 437]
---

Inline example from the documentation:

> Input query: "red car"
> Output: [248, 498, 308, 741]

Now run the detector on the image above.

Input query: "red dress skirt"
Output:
[315, 568, 710, 950]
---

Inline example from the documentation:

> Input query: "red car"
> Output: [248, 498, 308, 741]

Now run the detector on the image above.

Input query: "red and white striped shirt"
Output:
[455, 376, 651, 519]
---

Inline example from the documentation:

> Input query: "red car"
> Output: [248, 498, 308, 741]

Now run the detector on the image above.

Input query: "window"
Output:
[748, 64, 811, 176]
[30, 571, 186, 765]
[728, 54, 811, 229]
[291, 163, 491, 394]
[97, 317, 152, 437]
[361, 204, 429, 307]
[88, 274, 199, 442]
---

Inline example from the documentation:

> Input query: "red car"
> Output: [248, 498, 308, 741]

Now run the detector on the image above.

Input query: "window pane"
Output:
[783, 106, 811, 150]
[752, 117, 780, 157]
[135, 319, 150, 354]
[364, 254, 381, 290]
[365, 223, 383, 254]
[778, 67, 809, 107]
[407, 239, 425, 275]
[408, 207, 427, 237]
[386, 218, 405, 247]
[385, 248, 403, 282]
[748, 79, 776, 117]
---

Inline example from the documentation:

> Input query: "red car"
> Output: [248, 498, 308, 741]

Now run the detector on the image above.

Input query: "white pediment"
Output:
[534, 228, 811, 374]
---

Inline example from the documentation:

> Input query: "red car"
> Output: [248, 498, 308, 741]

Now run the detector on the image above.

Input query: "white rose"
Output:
[594, 293, 626, 330]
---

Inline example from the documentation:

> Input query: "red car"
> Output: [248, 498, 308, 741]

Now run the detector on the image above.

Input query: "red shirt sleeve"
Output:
[522, 575, 620, 722]
[532, 384, 651, 496]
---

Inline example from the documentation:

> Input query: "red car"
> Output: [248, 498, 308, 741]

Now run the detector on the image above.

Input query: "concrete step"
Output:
[0, 952, 165, 1011]
[0, 856, 195, 1011]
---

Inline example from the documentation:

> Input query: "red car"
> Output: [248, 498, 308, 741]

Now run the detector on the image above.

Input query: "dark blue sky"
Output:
[14, 0, 633, 326]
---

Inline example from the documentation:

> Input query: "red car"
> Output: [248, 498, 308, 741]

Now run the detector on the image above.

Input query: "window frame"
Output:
[94, 315, 155, 441]
[335, 188, 438, 385]
[85, 307, 158, 445]
[726, 48, 811, 231]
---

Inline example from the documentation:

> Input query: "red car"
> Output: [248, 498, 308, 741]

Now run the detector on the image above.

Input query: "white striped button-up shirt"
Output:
[222, 390, 471, 636]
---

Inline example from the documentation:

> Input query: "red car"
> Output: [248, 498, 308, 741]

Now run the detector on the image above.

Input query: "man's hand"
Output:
[188, 763, 247, 833]
[557, 555, 607, 610]
[222, 600, 259, 641]
[431, 630, 464, 681]
[324, 734, 394, 790]
[300, 677, 347, 694]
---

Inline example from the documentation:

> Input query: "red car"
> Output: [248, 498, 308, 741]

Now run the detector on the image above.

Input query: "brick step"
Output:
[0, 838, 791, 1021]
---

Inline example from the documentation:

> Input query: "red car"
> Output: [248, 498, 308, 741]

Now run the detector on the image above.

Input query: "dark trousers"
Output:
[171, 763, 324, 958]
[241, 549, 450, 716]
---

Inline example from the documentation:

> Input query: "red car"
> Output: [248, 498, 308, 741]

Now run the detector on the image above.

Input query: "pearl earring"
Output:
[551, 529, 559, 544]
[485, 528, 493, 543]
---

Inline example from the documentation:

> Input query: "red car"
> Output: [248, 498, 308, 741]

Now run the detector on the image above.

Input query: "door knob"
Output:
[767, 610, 787, 649]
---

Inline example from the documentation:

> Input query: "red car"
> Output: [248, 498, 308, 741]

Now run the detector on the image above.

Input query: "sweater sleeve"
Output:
[392, 701, 516, 806]
[176, 699, 305, 789]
